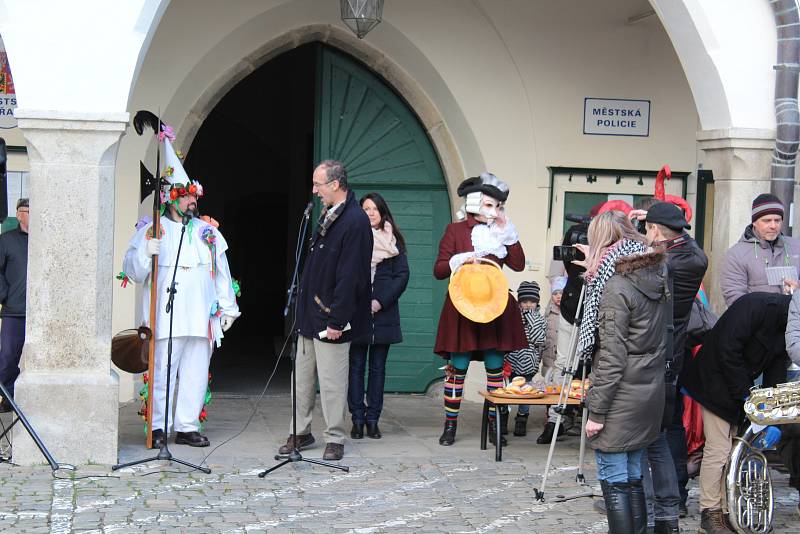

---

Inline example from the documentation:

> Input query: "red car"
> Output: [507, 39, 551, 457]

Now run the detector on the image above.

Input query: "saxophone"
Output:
[743, 381, 800, 425]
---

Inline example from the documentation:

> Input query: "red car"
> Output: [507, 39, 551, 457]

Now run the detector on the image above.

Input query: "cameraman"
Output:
[537, 220, 588, 444]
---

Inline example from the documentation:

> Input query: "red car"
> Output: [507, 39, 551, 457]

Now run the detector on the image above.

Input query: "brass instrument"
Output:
[744, 381, 800, 425]
[726, 425, 773, 534]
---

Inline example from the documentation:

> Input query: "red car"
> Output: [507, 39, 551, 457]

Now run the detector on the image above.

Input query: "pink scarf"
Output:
[371, 221, 399, 283]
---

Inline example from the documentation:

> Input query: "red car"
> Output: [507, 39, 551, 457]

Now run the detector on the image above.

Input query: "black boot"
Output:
[629, 478, 648, 534]
[438, 420, 457, 446]
[600, 480, 635, 534]
[513, 413, 529, 436]
[536, 421, 565, 444]
[488, 418, 508, 446]
[654, 519, 680, 533]
[499, 406, 509, 435]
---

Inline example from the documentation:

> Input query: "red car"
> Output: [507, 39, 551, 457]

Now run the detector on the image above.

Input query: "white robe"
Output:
[123, 216, 240, 344]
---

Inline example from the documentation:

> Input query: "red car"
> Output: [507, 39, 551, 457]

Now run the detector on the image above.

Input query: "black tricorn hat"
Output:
[457, 172, 509, 202]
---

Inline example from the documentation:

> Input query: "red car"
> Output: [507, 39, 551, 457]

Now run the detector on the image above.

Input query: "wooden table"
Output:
[479, 390, 582, 461]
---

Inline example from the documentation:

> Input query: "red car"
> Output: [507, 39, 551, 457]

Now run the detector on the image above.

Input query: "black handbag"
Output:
[111, 326, 152, 374]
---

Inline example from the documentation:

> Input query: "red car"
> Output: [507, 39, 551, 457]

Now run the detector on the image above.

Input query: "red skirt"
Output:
[433, 292, 527, 359]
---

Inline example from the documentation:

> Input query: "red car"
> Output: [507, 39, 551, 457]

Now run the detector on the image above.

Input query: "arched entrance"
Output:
[183, 42, 450, 394]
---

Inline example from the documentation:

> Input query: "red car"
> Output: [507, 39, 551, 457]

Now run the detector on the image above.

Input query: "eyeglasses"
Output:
[312, 179, 337, 188]
[16, 209, 29, 214]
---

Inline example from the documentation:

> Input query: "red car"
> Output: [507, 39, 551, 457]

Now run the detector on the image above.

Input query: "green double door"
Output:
[314, 45, 450, 393]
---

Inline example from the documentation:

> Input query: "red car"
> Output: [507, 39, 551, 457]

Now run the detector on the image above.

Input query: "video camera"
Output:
[553, 214, 589, 265]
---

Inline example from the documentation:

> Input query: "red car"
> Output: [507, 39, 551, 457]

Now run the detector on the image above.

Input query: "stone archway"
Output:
[174, 24, 469, 213]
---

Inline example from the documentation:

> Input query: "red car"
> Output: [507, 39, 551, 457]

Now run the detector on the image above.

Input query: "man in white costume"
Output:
[123, 138, 240, 448]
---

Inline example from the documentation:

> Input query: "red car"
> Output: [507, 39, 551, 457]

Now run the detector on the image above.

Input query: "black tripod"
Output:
[0, 382, 61, 470]
[113, 217, 211, 474]
[259, 203, 349, 477]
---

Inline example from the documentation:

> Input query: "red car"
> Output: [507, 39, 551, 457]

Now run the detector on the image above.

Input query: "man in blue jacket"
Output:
[277, 160, 372, 461]
[0, 198, 29, 412]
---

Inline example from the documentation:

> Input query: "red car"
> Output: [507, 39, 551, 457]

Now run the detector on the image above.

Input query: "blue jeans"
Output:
[643, 431, 681, 522]
[0, 317, 25, 398]
[348, 343, 390, 424]
[595, 448, 644, 483]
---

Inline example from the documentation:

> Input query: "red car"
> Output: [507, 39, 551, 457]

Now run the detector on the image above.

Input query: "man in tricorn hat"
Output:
[122, 138, 240, 448]
[433, 172, 527, 446]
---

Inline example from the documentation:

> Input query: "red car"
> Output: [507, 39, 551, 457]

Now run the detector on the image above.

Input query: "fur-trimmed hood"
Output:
[614, 248, 668, 301]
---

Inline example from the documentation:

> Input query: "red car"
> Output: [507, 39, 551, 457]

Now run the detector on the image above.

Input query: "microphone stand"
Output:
[259, 203, 349, 477]
[114, 214, 211, 473]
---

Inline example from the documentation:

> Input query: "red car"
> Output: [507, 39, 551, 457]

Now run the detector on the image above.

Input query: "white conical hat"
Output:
[163, 138, 191, 187]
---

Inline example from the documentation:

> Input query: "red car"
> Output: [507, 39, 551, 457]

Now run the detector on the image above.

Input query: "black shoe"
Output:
[278, 433, 315, 454]
[438, 420, 457, 446]
[600, 480, 635, 534]
[150, 429, 166, 449]
[366, 422, 382, 439]
[0, 398, 12, 413]
[629, 478, 648, 534]
[678, 502, 688, 519]
[488, 418, 508, 446]
[350, 422, 364, 439]
[323, 442, 344, 461]
[175, 431, 210, 447]
[536, 422, 565, 444]
[513, 413, 529, 436]
[499, 406, 509, 435]
[654, 518, 680, 533]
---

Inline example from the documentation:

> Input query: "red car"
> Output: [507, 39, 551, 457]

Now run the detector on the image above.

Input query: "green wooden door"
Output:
[315, 45, 450, 393]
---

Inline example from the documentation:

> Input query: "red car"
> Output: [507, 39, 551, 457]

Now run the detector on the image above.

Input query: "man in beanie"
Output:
[720, 193, 800, 307]
[504, 281, 546, 438]
[0, 198, 29, 412]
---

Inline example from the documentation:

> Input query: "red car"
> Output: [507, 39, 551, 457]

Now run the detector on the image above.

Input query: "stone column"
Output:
[697, 128, 775, 315]
[12, 111, 127, 466]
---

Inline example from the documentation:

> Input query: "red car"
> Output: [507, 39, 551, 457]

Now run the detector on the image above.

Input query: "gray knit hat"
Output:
[517, 281, 540, 302]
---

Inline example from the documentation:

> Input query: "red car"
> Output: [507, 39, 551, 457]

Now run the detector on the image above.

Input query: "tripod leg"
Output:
[258, 458, 293, 477]
[169, 456, 212, 474]
[0, 382, 59, 470]
[112, 455, 161, 471]
[301, 457, 350, 472]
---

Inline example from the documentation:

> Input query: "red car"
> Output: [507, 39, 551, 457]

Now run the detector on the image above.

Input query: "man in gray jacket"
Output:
[719, 194, 800, 307]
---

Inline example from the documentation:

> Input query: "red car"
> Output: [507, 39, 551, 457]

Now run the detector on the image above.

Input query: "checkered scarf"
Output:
[577, 239, 648, 360]
[317, 201, 345, 237]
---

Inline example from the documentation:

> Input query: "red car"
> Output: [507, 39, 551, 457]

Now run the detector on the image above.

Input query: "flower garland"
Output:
[201, 226, 217, 277]
[137, 371, 213, 434]
[116, 271, 130, 288]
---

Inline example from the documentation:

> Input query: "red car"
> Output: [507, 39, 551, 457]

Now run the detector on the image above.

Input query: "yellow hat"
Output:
[448, 257, 509, 323]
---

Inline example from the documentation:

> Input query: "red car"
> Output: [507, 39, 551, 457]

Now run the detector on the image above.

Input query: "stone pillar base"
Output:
[12, 371, 119, 466]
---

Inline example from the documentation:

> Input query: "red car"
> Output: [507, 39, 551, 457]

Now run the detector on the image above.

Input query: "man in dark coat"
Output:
[680, 292, 790, 533]
[640, 201, 708, 529]
[277, 160, 373, 461]
[0, 198, 29, 412]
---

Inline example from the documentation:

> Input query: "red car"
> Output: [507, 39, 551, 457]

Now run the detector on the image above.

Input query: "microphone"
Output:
[182, 209, 195, 226]
[303, 201, 314, 219]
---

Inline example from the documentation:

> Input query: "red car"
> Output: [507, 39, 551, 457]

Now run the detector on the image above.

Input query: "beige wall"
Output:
[112, 0, 699, 398]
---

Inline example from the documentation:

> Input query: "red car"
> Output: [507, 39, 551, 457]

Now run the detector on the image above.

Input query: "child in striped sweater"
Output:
[504, 281, 546, 437]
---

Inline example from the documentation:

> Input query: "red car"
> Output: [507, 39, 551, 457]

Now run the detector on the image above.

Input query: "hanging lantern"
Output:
[340, 0, 384, 39]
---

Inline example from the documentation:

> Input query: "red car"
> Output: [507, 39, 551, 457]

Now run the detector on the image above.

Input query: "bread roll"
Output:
[511, 376, 526, 387]
[520, 384, 535, 393]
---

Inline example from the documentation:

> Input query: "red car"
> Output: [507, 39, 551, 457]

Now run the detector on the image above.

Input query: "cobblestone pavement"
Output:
[0, 395, 798, 533]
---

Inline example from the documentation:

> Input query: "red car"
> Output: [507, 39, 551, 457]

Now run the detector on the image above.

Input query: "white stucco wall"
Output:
[0, 0, 778, 400]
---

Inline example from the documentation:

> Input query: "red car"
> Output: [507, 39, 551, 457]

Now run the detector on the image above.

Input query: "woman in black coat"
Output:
[348, 193, 410, 439]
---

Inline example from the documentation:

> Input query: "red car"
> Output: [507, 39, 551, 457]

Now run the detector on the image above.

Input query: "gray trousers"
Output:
[291, 336, 350, 445]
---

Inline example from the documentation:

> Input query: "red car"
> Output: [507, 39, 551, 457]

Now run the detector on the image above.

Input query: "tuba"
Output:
[726, 424, 773, 534]
[728, 368, 800, 533]
[743, 381, 800, 425]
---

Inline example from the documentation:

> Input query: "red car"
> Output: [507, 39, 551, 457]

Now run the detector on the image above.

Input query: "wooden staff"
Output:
[133, 110, 164, 449]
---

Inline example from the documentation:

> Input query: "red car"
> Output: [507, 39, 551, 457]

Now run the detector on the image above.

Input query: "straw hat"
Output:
[448, 258, 509, 323]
